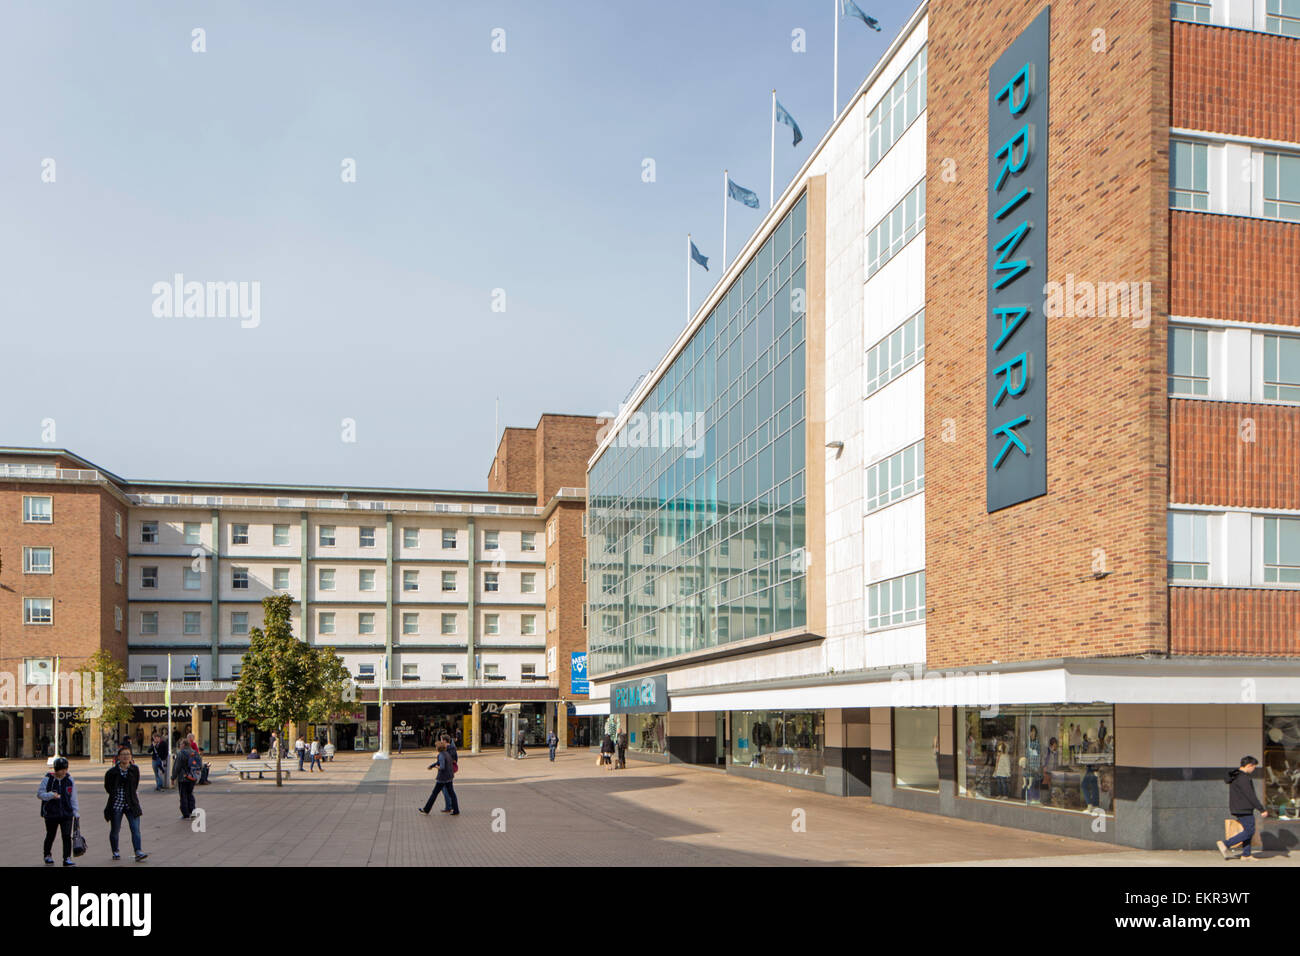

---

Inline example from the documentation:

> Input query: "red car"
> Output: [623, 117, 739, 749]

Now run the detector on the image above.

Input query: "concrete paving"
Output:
[4, 750, 1293, 866]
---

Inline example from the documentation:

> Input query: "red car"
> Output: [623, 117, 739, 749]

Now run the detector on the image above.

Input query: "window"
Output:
[581, 560, 587, 582]
[521, 613, 537, 635]
[522, 663, 536, 680]
[642, 533, 655, 556]
[582, 603, 588, 628]
[357, 663, 375, 684]
[114, 557, 123, 586]
[141, 566, 159, 589]
[548, 519, 557, 546]
[442, 663, 461, 681]
[1168, 512, 1210, 581]
[184, 522, 201, 545]
[183, 568, 202, 591]
[549, 564, 558, 590]
[484, 530, 499, 551]
[114, 606, 122, 632]
[359, 526, 376, 548]
[114, 511, 122, 537]
[403, 570, 419, 592]
[1265, 0, 1300, 37]
[273, 524, 290, 547]
[22, 547, 52, 574]
[139, 520, 157, 543]
[548, 607, 558, 632]
[485, 613, 500, 635]
[581, 513, 587, 537]
[183, 612, 201, 635]
[318, 568, 335, 591]
[484, 572, 499, 592]
[359, 612, 375, 635]
[1264, 517, 1300, 583]
[1170, 140, 1209, 210]
[231, 612, 249, 635]
[23, 495, 52, 523]
[1263, 151, 1300, 222]
[601, 572, 618, 594]
[319, 526, 336, 547]
[402, 612, 419, 635]
[1168, 327, 1209, 396]
[272, 568, 290, 590]
[521, 531, 536, 552]
[521, 571, 536, 593]
[867, 45, 928, 169]
[140, 611, 158, 635]
[405, 528, 420, 549]
[1171, 0, 1212, 23]
[866, 441, 925, 513]
[441, 528, 455, 549]
[319, 612, 336, 634]
[441, 613, 457, 635]
[730, 710, 824, 774]
[484, 663, 502, 680]
[1264, 335, 1300, 402]
[231, 523, 249, 545]
[359, 568, 376, 591]
[231, 662, 243, 679]
[867, 570, 926, 630]
[139, 664, 157, 681]
[232, 567, 250, 590]
[867, 179, 925, 277]
[441, 570, 456, 592]
[402, 663, 419, 683]
[866, 309, 925, 395]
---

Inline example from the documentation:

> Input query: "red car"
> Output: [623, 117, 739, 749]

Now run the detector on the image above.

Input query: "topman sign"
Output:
[986, 5, 1049, 512]
[610, 675, 668, 714]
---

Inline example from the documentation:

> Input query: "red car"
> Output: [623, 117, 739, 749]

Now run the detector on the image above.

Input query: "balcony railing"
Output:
[123, 680, 236, 693]
[128, 493, 541, 517]
[0, 464, 105, 482]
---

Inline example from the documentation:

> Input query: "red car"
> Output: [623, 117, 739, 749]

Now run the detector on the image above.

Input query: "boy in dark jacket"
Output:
[418, 740, 460, 815]
[38, 757, 80, 866]
[104, 745, 148, 861]
[1218, 755, 1268, 860]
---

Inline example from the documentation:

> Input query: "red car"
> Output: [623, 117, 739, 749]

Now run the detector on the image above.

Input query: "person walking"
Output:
[1218, 755, 1269, 860]
[171, 738, 200, 820]
[616, 730, 628, 770]
[149, 734, 168, 792]
[600, 734, 614, 769]
[418, 740, 460, 816]
[436, 733, 459, 812]
[295, 736, 307, 772]
[547, 729, 558, 762]
[516, 728, 527, 759]
[104, 746, 148, 862]
[309, 737, 324, 772]
[269, 731, 281, 761]
[38, 756, 80, 866]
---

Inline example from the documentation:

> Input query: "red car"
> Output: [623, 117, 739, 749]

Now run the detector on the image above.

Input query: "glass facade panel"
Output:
[1170, 140, 1209, 211]
[730, 710, 824, 776]
[1263, 335, 1300, 402]
[587, 196, 808, 677]
[959, 705, 1114, 813]
[1264, 706, 1300, 817]
[894, 707, 939, 791]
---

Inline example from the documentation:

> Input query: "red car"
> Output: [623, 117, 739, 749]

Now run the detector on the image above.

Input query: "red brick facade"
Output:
[1170, 212, 1300, 325]
[1170, 400, 1300, 509]
[1171, 586, 1300, 656]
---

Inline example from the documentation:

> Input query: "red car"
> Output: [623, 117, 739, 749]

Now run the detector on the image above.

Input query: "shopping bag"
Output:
[1224, 817, 1261, 849]
[71, 818, 88, 857]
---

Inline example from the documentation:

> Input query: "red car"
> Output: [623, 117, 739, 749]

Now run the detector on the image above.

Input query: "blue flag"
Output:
[840, 0, 881, 30]
[690, 241, 709, 271]
[727, 177, 760, 209]
[775, 99, 803, 147]
[189, 654, 199, 673]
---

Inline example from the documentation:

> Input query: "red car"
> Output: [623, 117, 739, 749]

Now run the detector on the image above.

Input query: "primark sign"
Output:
[610, 675, 668, 714]
[986, 6, 1049, 512]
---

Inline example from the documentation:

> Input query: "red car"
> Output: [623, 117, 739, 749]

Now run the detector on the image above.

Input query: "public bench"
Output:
[227, 760, 290, 780]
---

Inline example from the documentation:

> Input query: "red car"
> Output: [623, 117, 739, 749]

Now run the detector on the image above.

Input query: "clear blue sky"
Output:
[0, 0, 913, 490]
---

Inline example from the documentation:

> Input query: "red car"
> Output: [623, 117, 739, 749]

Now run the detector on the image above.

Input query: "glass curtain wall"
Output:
[588, 195, 809, 676]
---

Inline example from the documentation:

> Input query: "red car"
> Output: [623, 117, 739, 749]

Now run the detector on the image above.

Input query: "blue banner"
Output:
[570, 652, 590, 695]
[727, 177, 760, 209]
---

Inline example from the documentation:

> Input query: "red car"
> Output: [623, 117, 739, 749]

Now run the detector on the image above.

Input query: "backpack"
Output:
[185, 751, 203, 783]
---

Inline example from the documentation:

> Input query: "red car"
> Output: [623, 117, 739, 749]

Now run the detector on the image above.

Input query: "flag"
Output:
[690, 240, 709, 271]
[775, 99, 803, 147]
[841, 0, 881, 30]
[727, 177, 760, 209]
[189, 654, 199, 674]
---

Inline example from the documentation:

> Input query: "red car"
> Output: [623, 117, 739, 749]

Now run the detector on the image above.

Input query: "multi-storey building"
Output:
[0, 413, 598, 757]
[581, 0, 1300, 849]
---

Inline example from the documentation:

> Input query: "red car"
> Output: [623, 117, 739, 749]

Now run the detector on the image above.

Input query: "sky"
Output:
[0, 0, 915, 491]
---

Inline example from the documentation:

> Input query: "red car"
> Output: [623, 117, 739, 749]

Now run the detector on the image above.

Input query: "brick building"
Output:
[580, 0, 1300, 849]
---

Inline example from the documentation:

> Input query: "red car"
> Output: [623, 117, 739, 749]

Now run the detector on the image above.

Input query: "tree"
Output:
[227, 594, 354, 787]
[68, 650, 134, 762]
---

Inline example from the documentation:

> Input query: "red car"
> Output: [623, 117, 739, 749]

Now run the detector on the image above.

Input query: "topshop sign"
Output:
[986, 5, 1049, 512]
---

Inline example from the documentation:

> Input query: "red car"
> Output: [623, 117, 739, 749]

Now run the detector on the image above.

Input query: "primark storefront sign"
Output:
[610, 675, 668, 714]
[986, 6, 1049, 512]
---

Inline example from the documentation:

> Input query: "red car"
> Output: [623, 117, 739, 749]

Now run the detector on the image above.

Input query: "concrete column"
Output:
[88, 718, 104, 764]
[192, 706, 203, 751]
[6, 714, 16, 759]
[21, 708, 34, 759]
[379, 704, 393, 757]
[556, 702, 568, 751]
[471, 701, 481, 755]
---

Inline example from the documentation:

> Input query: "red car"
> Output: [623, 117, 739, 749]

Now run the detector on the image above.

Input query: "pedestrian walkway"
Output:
[0, 752, 1291, 866]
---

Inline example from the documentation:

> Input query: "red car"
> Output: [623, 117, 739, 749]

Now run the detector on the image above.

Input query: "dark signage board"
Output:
[610, 675, 669, 714]
[987, 5, 1049, 512]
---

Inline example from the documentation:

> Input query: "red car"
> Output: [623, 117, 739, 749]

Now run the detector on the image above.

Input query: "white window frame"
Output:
[441, 570, 457, 592]
[22, 546, 53, 574]
[231, 523, 249, 546]
[402, 612, 419, 635]
[484, 613, 500, 636]
[183, 567, 202, 591]
[521, 531, 536, 552]
[521, 571, 536, 594]
[521, 613, 537, 635]
[114, 557, 123, 586]
[272, 567, 291, 591]
[484, 571, 500, 592]
[359, 612, 375, 635]
[231, 611, 249, 636]
[404, 527, 420, 550]
[484, 530, 500, 551]
[318, 611, 336, 635]
[273, 524, 290, 547]
[318, 568, 336, 591]
[183, 611, 202, 635]
[441, 528, 455, 549]
[22, 495, 52, 524]
[403, 569, 419, 592]
[232, 566, 250, 590]
[359, 568, 376, 591]
[140, 611, 159, 635]
[865, 441, 925, 513]
[1168, 511, 1211, 582]
[139, 664, 158, 681]
[319, 526, 336, 547]
[141, 566, 159, 589]
[184, 522, 201, 546]
[441, 613, 457, 635]
[359, 526, 376, 548]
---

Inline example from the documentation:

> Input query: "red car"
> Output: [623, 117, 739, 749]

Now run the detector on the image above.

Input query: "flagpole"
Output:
[166, 653, 173, 788]
[833, 0, 839, 120]
[686, 233, 691, 324]
[770, 91, 777, 209]
[722, 169, 728, 271]
[53, 655, 60, 761]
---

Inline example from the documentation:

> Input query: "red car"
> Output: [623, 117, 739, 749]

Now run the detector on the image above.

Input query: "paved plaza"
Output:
[4, 751, 1294, 867]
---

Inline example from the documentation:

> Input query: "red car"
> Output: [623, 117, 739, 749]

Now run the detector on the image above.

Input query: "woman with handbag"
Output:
[37, 756, 80, 866]
[104, 745, 148, 862]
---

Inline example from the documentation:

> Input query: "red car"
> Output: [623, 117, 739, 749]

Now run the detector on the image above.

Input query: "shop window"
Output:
[730, 710, 824, 775]
[894, 708, 940, 792]
[630, 713, 667, 754]
[1264, 707, 1300, 817]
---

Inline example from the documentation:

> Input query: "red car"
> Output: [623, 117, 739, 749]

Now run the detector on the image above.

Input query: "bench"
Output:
[227, 760, 290, 780]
